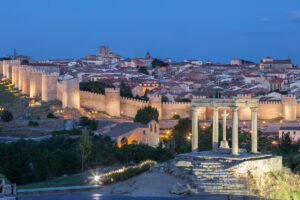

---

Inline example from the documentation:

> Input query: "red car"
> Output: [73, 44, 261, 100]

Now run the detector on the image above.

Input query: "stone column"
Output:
[212, 107, 219, 149]
[220, 109, 229, 148]
[251, 107, 258, 153]
[192, 107, 198, 152]
[232, 106, 239, 155]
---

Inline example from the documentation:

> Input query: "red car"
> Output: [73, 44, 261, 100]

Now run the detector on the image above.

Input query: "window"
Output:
[143, 130, 146, 135]
[150, 124, 153, 132]
[154, 124, 157, 133]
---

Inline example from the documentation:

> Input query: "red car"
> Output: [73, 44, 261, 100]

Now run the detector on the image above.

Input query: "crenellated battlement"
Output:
[237, 94, 252, 98]
[259, 100, 281, 104]
[162, 101, 192, 105]
[105, 88, 120, 93]
[42, 72, 59, 77]
[193, 96, 206, 99]
[121, 96, 149, 104]
[80, 90, 105, 97]
[149, 95, 162, 102]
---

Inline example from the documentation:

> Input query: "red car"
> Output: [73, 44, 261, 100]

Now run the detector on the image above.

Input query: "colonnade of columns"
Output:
[192, 106, 258, 155]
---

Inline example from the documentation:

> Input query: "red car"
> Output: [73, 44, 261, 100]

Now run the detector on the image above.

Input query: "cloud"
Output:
[289, 10, 300, 22]
[258, 18, 271, 23]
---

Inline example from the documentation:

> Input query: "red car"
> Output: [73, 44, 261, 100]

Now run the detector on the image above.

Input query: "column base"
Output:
[251, 151, 260, 154]
[219, 140, 229, 149]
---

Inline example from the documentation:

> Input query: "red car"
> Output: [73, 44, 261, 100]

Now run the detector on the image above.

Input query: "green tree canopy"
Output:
[151, 58, 168, 68]
[138, 66, 149, 75]
[79, 81, 114, 94]
[1, 110, 13, 122]
[134, 106, 159, 124]
[120, 81, 133, 98]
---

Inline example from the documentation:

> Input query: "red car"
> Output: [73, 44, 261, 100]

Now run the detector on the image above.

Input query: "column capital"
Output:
[192, 106, 199, 111]
[231, 106, 239, 111]
[213, 107, 219, 111]
[250, 107, 258, 112]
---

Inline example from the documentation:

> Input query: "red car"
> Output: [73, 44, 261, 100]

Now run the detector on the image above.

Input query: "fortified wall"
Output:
[1, 60, 300, 121]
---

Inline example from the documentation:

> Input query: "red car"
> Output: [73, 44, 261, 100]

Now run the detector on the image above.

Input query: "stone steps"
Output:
[188, 161, 248, 195]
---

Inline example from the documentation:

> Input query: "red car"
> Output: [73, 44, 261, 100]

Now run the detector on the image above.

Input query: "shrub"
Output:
[248, 167, 300, 200]
[28, 121, 39, 127]
[117, 144, 173, 164]
[90, 120, 99, 131]
[172, 114, 180, 120]
[79, 117, 98, 130]
[100, 160, 156, 184]
[1, 110, 13, 122]
[46, 112, 57, 119]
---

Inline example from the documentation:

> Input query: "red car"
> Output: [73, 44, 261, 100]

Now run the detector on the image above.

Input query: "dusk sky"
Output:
[1, 0, 300, 64]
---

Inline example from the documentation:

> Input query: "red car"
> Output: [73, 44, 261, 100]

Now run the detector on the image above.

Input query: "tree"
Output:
[1, 110, 13, 122]
[138, 66, 149, 75]
[46, 112, 57, 119]
[79, 81, 114, 95]
[79, 129, 92, 172]
[279, 132, 292, 154]
[162, 95, 169, 102]
[121, 137, 128, 146]
[134, 106, 159, 124]
[171, 118, 192, 154]
[120, 81, 133, 98]
[151, 58, 168, 68]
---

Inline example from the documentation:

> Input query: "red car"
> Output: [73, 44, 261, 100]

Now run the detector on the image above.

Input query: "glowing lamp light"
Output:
[280, 120, 283, 123]
[166, 130, 170, 135]
[94, 175, 100, 182]
[187, 136, 191, 140]
[272, 141, 278, 145]
[262, 121, 266, 124]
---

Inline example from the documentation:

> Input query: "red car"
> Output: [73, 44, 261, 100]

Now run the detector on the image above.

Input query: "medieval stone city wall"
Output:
[120, 97, 149, 118]
[80, 91, 106, 111]
[1, 60, 300, 121]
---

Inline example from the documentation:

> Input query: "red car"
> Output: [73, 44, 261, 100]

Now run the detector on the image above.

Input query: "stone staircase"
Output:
[190, 160, 249, 195]
[153, 154, 251, 196]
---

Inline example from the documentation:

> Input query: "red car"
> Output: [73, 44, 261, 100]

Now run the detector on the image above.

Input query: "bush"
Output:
[79, 117, 99, 130]
[1, 110, 13, 122]
[100, 160, 156, 184]
[46, 112, 57, 119]
[172, 114, 180, 120]
[248, 167, 300, 200]
[28, 121, 39, 127]
[117, 144, 173, 164]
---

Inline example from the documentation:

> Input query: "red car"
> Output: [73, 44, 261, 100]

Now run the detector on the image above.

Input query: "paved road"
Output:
[19, 192, 267, 200]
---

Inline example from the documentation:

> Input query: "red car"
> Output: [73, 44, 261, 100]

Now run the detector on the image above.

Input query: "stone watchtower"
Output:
[105, 88, 121, 117]
[42, 72, 58, 101]
[281, 95, 297, 121]
[30, 70, 43, 98]
[22, 68, 31, 95]
[62, 78, 80, 109]
[149, 95, 162, 120]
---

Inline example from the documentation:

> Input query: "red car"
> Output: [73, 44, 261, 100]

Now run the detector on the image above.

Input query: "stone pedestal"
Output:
[220, 140, 229, 148]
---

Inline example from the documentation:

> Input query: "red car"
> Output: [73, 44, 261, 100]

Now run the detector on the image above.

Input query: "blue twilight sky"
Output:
[0, 0, 300, 64]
